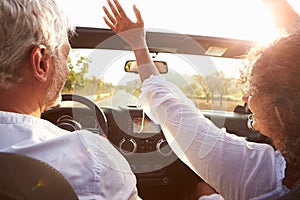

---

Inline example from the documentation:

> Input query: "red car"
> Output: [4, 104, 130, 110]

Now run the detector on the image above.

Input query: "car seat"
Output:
[0, 152, 78, 200]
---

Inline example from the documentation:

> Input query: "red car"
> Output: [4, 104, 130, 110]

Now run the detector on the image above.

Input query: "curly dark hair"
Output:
[240, 27, 300, 183]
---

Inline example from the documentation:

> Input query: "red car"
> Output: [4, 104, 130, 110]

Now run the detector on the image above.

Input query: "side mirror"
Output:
[124, 60, 168, 74]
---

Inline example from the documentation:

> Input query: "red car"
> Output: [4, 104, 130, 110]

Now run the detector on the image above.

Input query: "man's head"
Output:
[0, 0, 75, 112]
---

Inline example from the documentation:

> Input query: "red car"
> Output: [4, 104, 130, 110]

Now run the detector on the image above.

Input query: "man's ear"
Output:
[31, 45, 50, 82]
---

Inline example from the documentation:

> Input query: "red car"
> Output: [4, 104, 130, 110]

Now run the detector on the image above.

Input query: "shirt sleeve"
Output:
[140, 75, 287, 200]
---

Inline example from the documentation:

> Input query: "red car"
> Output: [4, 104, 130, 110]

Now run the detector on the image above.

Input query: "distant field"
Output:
[194, 99, 244, 112]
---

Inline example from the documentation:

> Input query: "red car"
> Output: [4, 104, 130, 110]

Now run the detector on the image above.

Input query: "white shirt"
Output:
[0, 111, 139, 200]
[140, 75, 289, 200]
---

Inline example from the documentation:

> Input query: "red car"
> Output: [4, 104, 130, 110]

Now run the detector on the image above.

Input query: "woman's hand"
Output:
[103, 0, 159, 82]
[103, 0, 146, 50]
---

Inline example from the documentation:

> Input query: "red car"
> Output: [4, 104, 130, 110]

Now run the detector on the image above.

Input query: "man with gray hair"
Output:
[0, 0, 139, 199]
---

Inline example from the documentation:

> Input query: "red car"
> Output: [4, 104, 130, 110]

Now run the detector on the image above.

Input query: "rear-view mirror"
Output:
[124, 60, 168, 74]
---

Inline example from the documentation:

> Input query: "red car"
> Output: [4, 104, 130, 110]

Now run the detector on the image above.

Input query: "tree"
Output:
[205, 71, 225, 106]
[193, 74, 211, 103]
[63, 52, 90, 93]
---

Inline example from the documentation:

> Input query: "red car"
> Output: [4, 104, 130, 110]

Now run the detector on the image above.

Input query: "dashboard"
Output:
[42, 104, 269, 200]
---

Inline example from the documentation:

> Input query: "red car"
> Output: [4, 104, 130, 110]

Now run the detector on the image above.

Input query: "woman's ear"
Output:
[30, 45, 49, 82]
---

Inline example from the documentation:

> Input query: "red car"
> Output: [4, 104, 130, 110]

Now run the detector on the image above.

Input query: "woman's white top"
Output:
[140, 75, 289, 200]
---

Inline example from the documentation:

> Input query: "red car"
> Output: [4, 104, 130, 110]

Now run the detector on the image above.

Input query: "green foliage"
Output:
[63, 53, 90, 93]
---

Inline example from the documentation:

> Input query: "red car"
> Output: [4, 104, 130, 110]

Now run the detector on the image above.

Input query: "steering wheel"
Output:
[41, 94, 108, 136]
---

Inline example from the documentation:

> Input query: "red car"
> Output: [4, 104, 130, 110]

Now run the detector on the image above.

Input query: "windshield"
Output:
[63, 47, 245, 112]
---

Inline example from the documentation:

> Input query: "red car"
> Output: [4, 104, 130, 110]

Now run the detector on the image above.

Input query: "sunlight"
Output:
[135, 0, 280, 44]
[56, 0, 294, 44]
[58, 0, 300, 87]
[58, 0, 300, 86]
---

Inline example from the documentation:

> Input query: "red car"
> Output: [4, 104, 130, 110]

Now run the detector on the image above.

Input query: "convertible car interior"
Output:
[40, 27, 274, 200]
[3, 0, 298, 199]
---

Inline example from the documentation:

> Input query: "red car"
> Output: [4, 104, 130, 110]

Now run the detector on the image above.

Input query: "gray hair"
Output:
[0, 0, 75, 90]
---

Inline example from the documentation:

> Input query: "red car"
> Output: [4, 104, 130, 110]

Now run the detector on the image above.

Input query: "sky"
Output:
[56, 0, 300, 43]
